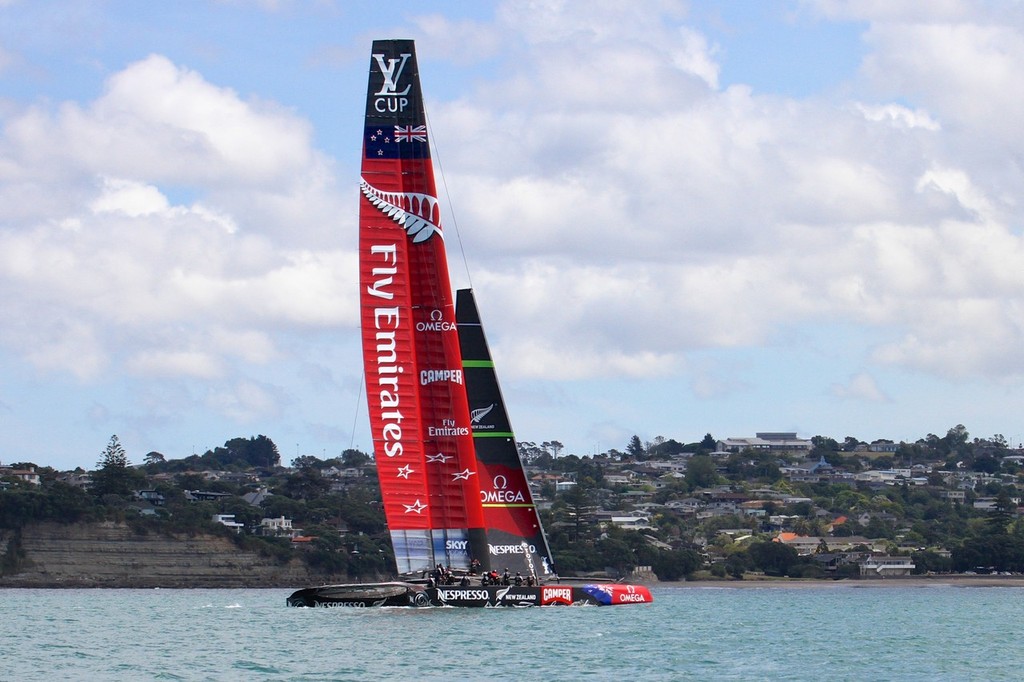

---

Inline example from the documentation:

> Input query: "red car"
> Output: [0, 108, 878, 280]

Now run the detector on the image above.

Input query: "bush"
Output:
[651, 548, 702, 581]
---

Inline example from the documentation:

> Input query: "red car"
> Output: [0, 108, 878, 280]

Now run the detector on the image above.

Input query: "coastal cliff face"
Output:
[0, 522, 341, 588]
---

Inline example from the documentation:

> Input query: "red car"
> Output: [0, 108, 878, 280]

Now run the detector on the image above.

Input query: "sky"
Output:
[2, 0, 1024, 471]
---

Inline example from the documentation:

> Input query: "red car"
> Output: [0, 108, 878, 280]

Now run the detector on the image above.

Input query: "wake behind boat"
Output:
[286, 39, 650, 608]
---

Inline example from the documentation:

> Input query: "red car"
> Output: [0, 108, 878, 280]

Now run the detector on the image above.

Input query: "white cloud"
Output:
[862, 21, 1024, 147]
[206, 379, 283, 422]
[424, 1, 1024, 387]
[915, 166, 995, 221]
[90, 177, 170, 217]
[832, 372, 889, 402]
[3, 0, 1024, 460]
[126, 350, 223, 379]
[0, 55, 351, 385]
[855, 103, 940, 131]
[673, 26, 720, 89]
[4, 55, 312, 185]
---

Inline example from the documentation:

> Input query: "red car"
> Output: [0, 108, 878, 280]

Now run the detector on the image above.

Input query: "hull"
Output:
[286, 582, 653, 608]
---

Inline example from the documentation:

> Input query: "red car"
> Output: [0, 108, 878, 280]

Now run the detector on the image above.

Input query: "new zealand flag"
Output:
[364, 125, 430, 160]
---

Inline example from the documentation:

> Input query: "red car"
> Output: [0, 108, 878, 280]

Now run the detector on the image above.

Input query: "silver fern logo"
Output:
[470, 404, 495, 424]
[361, 177, 442, 243]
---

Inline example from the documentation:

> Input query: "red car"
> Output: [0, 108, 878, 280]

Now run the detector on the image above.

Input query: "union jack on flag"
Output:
[394, 125, 427, 143]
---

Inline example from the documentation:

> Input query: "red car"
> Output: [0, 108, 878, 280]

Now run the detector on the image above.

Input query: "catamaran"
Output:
[286, 39, 652, 607]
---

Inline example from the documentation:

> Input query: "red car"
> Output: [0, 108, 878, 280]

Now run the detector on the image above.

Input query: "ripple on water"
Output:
[4, 587, 1024, 681]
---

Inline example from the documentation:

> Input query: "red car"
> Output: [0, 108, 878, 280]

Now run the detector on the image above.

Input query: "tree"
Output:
[143, 451, 166, 466]
[541, 441, 564, 458]
[911, 549, 952, 574]
[341, 449, 370, 468]
[202, 435, 281, 470]
[241, 435, 281, 468]
[724, 551, 750, 579]
[557, 484, 596, 543]
[985, 488, 1016, 535]
[651, 548, 702, 581]
[91, 435, 144, 498]
[747, 540, 800, 576]
[811, 436, 840, 458]
[292, 455, 324, 470]
[626, 435, 645, 460]
[685, 455, 719, 489]
[649, 438, 686, 458]
[972, 454, 1000, 474]
[98, 435, 128, 469]
[279, 467, 331, 501]
[595, 535, 636, 575]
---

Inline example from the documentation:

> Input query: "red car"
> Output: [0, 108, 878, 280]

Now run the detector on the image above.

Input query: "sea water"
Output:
[2, 585, 1022, 681]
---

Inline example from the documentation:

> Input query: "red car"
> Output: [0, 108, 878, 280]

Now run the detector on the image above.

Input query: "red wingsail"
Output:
[358, 40, 486, 574]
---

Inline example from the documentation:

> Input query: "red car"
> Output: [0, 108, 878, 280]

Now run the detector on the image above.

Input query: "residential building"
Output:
[260, 516, 294, 536]
[859, 555, 916, 577]
[718, 432, 812, 454]
[212, 514, 245, 532]
[0, 465, 41, 486]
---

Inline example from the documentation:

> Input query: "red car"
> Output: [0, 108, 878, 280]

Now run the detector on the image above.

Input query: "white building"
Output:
[718, 432, 812, 454]
[212, 514, 245, 532]
[261, 516, 294, 536]
[859, 556, 916, 577]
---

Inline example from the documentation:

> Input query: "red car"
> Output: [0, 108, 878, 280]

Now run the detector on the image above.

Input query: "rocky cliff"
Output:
[0, 522, 342, 588]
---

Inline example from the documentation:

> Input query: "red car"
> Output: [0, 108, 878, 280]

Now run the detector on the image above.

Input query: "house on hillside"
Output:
[185, 490, 234, 503]
[775, 533, 884, 555]
[243, 488, 271, 506]
[1, 465, 41, 486]
[133, 489, 165, 506]
[212, 514, 245, 532]
[260, 516, 295, 537]
[58, 471, 93, 488]
[718, 432, 812, 455]
[608, 515, 653, 530]
[647, 460, 688, 474]
[664, 498, 703, 515]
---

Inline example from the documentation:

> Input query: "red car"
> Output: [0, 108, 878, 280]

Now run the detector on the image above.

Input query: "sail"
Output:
[358, 40, 487, 575]
[456, 289, 556, 580]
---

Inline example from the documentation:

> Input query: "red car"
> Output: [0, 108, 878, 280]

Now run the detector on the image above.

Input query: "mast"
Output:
[358, 40, 487, 575]
[456, 288, 557, 580]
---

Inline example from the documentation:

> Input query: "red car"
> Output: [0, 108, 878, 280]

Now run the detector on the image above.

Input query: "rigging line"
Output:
[426, 107, 469, 569]
[349, 373, 365, 452]
[425, 107, 473, 291]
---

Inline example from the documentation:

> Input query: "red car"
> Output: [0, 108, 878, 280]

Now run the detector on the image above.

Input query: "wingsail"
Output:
[456, 288, 556, 581]
[358, 39, 487, 574]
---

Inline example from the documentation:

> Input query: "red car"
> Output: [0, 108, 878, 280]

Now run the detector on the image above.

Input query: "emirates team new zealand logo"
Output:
[360, 177, 442, 243]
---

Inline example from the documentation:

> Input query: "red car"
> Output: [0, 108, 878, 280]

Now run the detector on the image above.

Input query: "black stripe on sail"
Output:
[366, 39, 425, 126]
